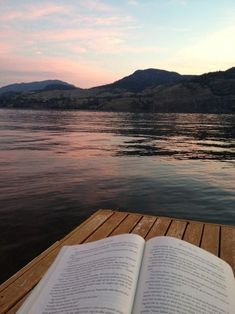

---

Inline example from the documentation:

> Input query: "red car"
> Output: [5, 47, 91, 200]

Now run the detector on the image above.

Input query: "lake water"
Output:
[0, 108, 235, 283]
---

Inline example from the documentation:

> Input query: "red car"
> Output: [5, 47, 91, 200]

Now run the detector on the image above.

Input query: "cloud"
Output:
[0, 0, 139, 60]
[27, 3, 70, 19]
[3, 0, 233, 87]
[79, 0, 116, 12]
[35, 27, 124, 41]
[0, 1, 123, 31]
[69, 45, 87, 54]
[0, 26, 131, 55]
[92, 15, 135, 26]
[0, 0, 138, 57]
[0, 3, 71, 21]
[0, 43, 12, 55]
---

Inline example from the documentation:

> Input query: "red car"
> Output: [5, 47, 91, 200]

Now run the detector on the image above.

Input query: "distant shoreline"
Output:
[0, 67, 234, 114]
[0, 106, 234, 114]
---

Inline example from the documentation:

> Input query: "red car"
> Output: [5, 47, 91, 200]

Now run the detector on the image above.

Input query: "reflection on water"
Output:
[0, 109, 235, 283]
[115, 113, 235, 160]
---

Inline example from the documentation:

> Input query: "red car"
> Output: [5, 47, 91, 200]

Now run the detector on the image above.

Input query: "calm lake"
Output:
[0, 108, 235, 283]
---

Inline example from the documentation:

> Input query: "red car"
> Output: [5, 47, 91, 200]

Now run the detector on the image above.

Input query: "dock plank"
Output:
[110, 213, 142, 236]
[6, 293, 30, 314]
[131, 215, 157, 238]
[166, 220, 187, 239]
[60, 209, 114, 243]
[220, 226, 235, 273]
[183, 222, 204, 246]
[145, 217, 172, 240]
[84, 211, 128, 243]
[0, 209, 234, 314]
[201, 224, 220, 256]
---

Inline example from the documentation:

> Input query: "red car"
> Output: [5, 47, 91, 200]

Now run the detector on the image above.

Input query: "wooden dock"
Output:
[1, 209, 235, 313]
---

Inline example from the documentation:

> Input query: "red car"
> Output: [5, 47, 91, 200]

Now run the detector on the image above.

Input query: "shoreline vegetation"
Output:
[0, 67, 235, 113]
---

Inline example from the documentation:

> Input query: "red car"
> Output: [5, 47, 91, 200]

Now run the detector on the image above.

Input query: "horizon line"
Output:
[0, 66, 234, 89]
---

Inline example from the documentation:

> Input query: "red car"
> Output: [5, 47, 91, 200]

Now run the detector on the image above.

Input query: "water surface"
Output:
[0, 109, 235, 283]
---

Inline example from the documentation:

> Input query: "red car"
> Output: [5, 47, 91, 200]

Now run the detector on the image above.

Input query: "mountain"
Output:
[0, 80, 77, 94]
[191, 67, 235, 96]
[101, 68, 190, 92]
[0, 68, 234, 113]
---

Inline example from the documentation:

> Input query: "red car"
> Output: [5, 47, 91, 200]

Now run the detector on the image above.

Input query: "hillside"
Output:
[0, 68, 234, 113]
[98, 68, 190, 92]
[0, 80, 76, 94]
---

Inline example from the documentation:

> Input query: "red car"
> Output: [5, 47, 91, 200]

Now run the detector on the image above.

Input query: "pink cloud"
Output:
[31, 27, 124, 42]
[30, 27, 132, 55]
[28, 4, 70, 19]
[0, 1, 141, 86]
[0, 24, 162, 64]
[69, 45, 87, 54]
[0, 42, 12, 55]
[69, 14, 135, 27]
[0, 0, 116, 22]
[80, 0, 116, 12]
[0, 3, 70, 21]
[93, 15, 134, 26]
[0, 1, 138, 58]
[0, 24, 130, 59]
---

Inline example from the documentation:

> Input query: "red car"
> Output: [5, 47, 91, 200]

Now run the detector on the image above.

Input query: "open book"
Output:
[17, 234, 235, 314]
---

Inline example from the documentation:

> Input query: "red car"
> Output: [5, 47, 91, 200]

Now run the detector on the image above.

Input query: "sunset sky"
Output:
[0, 0, 235, 88]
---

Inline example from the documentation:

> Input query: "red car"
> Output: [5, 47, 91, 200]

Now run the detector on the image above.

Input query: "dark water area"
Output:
[0, 108, 235, 283]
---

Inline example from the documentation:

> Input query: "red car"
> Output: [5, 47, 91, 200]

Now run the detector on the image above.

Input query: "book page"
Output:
[18, 234, 145, 314]
[133, 236, 235, 314]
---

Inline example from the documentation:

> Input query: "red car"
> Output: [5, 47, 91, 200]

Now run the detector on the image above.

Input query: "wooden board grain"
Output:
[1, 209, 234, 314]
[110, 214, 142, 236]
[6, 293, 30, 314]
[84, 211, 128, 243]
[131, 215, 157, 238]
[166, 220, 187, 239]
[183, 222, 204, 246]
[145, 217, 172, 240]
[200, 224, 220, 256]
[220, 226, 235, 273]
